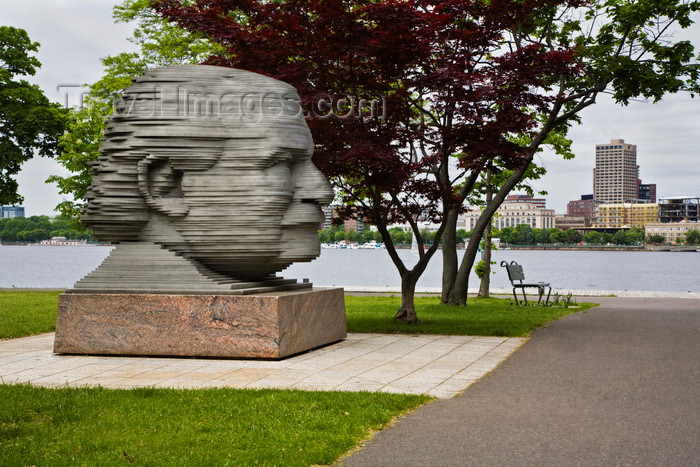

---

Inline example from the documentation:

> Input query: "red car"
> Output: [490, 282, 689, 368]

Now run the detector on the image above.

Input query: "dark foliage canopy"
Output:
[154, 0, 583, 227]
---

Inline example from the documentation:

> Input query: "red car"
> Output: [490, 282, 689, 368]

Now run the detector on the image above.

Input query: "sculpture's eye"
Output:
[266, 158, 292, 171]
[148, 159, 183, 199]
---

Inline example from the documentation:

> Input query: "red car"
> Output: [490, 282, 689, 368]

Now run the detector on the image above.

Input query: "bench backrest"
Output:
[501, 261, 525, 284]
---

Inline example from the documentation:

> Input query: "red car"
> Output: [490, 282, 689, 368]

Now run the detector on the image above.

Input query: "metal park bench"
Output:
[500, 260, 552, 306]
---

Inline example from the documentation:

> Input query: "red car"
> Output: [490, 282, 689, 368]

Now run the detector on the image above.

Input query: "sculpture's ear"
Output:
[137, 155, 190, 217]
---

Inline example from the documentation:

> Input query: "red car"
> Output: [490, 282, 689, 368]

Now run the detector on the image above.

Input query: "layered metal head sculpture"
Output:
[75, 65, 333, 293]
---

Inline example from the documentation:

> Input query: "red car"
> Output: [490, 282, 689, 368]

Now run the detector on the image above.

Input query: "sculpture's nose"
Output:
[293, 159, 334, 205]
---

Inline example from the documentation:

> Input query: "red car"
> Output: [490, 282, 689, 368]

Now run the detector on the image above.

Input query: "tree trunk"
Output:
[446, 234, 480, 305]
[449, 161, 532, 305]
[478, 220, 492, 297]
[441, 206, 459, 303]
[478, 166, 494, 298]
[394, 269, 420, 323]
[372, 205, 443, 323]
[437, 159, 484, 307]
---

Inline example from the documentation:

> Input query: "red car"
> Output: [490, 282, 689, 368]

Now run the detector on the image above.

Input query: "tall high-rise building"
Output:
[593, 139, 639, 204]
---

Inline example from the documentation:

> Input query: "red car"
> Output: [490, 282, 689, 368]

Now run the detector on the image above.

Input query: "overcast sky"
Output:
[2, 0, 699, 216]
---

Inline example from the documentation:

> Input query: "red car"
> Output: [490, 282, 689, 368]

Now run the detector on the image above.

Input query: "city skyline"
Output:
[2, 0, 699, 216]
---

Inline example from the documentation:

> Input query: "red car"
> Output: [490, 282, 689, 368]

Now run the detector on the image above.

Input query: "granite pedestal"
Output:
[53, 288, 346, 359]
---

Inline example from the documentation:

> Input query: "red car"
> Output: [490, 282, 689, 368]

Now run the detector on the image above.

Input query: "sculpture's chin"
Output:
[276, 226, 322, 263]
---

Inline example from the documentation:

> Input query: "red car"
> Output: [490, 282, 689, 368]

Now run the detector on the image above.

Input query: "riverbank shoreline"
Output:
[504, 245, 699, 252]
[390, 245, 698, 252]
[2, 242, 697, 252]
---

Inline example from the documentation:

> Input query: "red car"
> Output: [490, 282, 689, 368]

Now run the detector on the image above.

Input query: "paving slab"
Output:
[0, 333, 526, 399]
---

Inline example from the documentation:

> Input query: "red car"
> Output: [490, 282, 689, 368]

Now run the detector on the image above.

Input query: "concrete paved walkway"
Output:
[0, 332, 525, 399]
[343, 296, 700, 466]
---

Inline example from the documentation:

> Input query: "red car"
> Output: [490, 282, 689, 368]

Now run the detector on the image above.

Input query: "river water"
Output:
[1, 245, 698, 293]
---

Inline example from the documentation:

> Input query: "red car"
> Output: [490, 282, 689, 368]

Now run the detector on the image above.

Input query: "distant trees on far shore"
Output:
[0, 216, 92, 243]
[319, 223, 700, 247]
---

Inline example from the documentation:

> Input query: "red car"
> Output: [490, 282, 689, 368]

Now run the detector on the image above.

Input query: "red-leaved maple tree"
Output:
[152, 0, 585, 322]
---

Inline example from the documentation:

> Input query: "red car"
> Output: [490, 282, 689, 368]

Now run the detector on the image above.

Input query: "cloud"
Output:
[2, 0, 136, 100]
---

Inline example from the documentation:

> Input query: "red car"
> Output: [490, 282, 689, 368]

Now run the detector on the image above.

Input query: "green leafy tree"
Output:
[584, 231, 602, 244]
[345, 229, 358, 243]
[514, 224, 536, 245]
[565, 229, 583, 244]
[445, 0, 700, 305]
[684, 228, 700, 245]
[421, 228, 437, 246]
[533, 228, 551, 244]
[0, 26, 66, 205]
[329, 224, 345, 239]
[612, 228, 644, 245]
[333, 231, 346, 242]
[646, 234, 665, 244]
[444, 129, 572, 301]
[455, 229, 469, 243]
[360, 229, 375, 243]
[317, 229, 332, 243]
[614, 230, 626, 245]
[627, 228, 645, 245]
[550, 229, 567, 244]
[388, 227, 409, 246]
[474, 260, 496, 279]
[498, 227, 514, 244]
[2, 217, 29, 237]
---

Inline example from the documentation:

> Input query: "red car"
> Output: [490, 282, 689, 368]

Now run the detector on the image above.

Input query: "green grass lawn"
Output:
[0, 290, 59, 339]
[345, 295, 597, 337]
[0, 384, 430, 465]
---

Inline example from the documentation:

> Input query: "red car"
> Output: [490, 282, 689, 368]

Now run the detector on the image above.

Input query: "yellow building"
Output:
[596, 203, 659, 228]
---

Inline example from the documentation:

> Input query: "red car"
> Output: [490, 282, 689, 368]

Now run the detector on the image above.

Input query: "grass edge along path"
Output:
[0, 384, 431, 465]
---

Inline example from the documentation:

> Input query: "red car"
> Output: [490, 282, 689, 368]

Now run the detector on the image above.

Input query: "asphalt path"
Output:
[342, 297, 700, 466]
